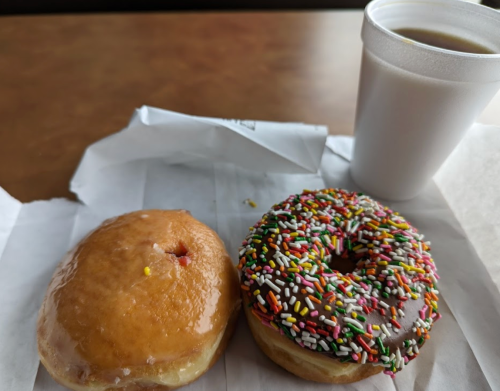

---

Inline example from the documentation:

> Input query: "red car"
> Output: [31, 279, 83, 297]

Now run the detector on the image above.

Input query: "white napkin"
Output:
[0, 107, 498, 391]
[71, 106, 327, 205]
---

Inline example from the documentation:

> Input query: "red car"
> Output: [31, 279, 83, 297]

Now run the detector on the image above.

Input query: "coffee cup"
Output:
[351, 0, 500, 201]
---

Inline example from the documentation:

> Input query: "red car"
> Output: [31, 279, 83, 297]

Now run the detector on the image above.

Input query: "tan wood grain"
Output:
[0, 11, 364, 202]
[0, 11, 498, 202]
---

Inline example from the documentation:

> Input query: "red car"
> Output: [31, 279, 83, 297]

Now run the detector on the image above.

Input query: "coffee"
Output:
[393, 28, 495, 54]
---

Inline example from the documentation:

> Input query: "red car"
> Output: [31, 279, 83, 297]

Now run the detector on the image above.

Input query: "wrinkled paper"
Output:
[0, 107, 498, 391]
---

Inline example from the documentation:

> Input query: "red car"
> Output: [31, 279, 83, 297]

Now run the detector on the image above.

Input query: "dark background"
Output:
[1, 0, 498, 15]
[2, 1, 372, 15]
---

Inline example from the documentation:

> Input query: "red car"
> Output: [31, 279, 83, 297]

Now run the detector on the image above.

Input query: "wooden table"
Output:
[1, 11, 499, 202]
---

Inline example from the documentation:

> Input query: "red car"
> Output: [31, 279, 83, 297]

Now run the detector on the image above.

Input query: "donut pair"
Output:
[37, 189, 439, 390]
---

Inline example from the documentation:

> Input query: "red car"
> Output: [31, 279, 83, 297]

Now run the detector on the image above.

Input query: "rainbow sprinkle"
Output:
[239, 188, 440, 375]
[244, 198, 258, 208]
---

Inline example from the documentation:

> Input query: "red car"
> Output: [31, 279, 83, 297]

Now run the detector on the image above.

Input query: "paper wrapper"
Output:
[0, 107, 499, 391]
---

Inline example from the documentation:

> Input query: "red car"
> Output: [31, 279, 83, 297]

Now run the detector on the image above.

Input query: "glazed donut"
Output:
[37, 210, 240, 391]
[239, 188, 440, 383]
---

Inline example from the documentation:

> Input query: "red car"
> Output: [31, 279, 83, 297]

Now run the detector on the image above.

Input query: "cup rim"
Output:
[365, 0, 500, 59]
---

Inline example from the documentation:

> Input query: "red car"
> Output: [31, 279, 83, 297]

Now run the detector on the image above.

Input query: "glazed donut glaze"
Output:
[37, 210, 240, 391]
[239, 189, 440, 376]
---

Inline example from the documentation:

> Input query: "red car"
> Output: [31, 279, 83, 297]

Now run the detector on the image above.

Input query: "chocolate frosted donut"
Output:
[238, 188, 440, 383]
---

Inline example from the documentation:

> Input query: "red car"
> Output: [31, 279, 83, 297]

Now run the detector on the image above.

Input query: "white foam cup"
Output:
[351, 0, 500, 201]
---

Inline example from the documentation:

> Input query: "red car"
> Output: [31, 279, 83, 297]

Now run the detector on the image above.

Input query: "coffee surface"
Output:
[393, 28, 495, 54]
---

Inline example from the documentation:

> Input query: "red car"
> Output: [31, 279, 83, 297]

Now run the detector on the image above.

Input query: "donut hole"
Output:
[160, 241, 188, 257]
[169, 242, 188, 258]
[153, 242, 189, 257]
[327, 254, 357, 275]
[164, 242, 191, 266]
